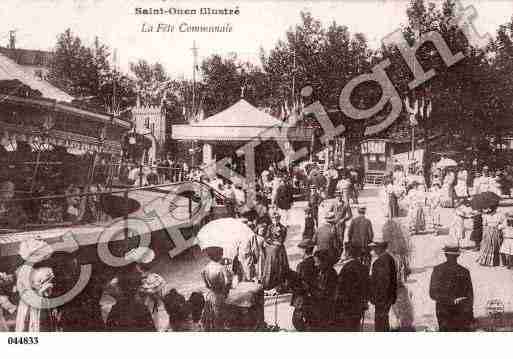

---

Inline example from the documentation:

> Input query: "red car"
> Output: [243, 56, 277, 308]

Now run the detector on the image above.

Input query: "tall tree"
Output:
[48, 29, 136, 114]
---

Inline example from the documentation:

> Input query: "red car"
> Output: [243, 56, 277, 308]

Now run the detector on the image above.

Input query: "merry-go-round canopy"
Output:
[0, 52, 131, 155]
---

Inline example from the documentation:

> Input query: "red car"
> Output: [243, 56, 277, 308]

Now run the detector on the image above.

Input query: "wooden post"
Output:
[124, 189, 129, 242]
[29, 150, 41, 193]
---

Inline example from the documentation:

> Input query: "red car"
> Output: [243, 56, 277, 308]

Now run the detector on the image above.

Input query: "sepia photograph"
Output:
[1, 0, 513, 345]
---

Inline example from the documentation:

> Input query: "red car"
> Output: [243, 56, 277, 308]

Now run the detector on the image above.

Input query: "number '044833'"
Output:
[7, 337, 39, 344]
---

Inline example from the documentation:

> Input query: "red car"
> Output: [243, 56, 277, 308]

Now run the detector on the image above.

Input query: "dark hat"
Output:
[357, 206, 367, 214]
[325, 211, 336, 222]
[443, 245, 460, 255]
[298, 237, 315, 249]
[368, 237, 388, 248]
[313, 249, 330, 263]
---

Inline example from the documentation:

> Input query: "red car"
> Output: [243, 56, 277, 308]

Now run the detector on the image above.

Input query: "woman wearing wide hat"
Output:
[477, 204, 505, 267]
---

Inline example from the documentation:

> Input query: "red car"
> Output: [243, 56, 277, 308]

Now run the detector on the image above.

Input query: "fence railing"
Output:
[1, 180, 225, 236]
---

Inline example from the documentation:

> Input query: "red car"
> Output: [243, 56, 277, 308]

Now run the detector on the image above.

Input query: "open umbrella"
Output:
[471, 191, 501, 210]
[196, 218, 255, 258]
[436, 158, 457, 168]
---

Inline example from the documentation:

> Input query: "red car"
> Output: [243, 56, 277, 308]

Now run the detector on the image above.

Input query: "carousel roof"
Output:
[194, 99, 282, 128]
[0, 52, 73, 102]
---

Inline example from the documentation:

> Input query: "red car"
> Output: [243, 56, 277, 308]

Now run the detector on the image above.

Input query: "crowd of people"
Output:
[0, 243, 206, 332]
[118, 158, 193, 186]
[190, 159, 412, 332]
[0, 180, 110, 229]
[3, 154, 513, 332]
[381, 160, 513, 270]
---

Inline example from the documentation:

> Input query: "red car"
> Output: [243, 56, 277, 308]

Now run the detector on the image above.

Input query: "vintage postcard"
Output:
[0, 0, 512, 346]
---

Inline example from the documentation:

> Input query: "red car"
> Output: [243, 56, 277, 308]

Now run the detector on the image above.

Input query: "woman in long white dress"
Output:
[454, 170, 469, 199]
[428, 184, 442, 232]
[381, 179, 399, 219]
[450, 200, 476, 249]
[440, 171, 456, 208]
[499, 212, 513, 269]
[407, 183, 426, 234]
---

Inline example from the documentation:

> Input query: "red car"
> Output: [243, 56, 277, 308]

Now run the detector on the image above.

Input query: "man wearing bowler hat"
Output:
[429, 245, 474, 331]
[369, 237, 397, 332]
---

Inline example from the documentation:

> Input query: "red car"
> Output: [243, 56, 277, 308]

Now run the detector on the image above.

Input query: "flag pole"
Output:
[191, 40, 198, 117]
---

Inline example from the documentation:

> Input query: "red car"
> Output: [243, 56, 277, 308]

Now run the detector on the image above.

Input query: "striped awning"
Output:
[1, 121, 122, 155]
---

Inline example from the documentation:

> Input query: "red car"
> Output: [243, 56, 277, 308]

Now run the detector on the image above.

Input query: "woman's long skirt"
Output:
[202, 290, 227, 331]
[388, 193, 399, 218]
[470, 215, 483, 248]
[261, 244, 290, 290]
[409, 206, 426, 234]
[477, 226, 503, 266]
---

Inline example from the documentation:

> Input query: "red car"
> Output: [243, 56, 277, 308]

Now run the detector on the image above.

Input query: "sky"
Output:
[0, 0, 512, 78]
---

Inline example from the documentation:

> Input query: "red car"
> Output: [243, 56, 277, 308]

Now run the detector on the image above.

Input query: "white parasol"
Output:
[436, 157, 457, 168]
[196, 218, 255, 258]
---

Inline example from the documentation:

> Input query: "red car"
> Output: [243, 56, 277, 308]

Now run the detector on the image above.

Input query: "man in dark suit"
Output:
[290, 238, 318, 331]
[369, 238, 397, 332]
[313, 212, 340, 265]
[308, 185, 323, 228]
[429, 245, 474, 331]
[312, 249, 338, 330]
[347, 206, 374, 265]
[334, 243, 369, 331]
[274, 177, 294, 226]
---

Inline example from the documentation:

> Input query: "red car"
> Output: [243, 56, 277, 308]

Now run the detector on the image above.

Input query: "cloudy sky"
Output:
[0, 0, 511, 78]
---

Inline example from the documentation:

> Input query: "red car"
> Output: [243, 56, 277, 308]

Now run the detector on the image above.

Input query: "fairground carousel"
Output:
[0, 51, 139, 266]
[0, 63, 214, 273]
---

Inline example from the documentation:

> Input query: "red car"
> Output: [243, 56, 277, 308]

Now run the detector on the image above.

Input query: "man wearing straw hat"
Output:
[429, 244, 474, 331]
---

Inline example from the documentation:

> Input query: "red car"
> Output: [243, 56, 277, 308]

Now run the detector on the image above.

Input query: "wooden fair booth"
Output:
[360, 139, 392, 184]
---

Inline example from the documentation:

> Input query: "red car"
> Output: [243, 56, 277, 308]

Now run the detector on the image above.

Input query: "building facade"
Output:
[131, 103, 166, 164]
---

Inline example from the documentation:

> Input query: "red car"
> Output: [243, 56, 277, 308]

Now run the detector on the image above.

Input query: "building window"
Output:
[145, 117, 150, 129]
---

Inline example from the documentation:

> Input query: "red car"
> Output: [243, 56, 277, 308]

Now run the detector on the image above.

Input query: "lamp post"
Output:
[189, 140, 199, 169]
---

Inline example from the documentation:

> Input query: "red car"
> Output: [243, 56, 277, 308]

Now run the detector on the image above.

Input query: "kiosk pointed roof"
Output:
[195, 99, 282, 128]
